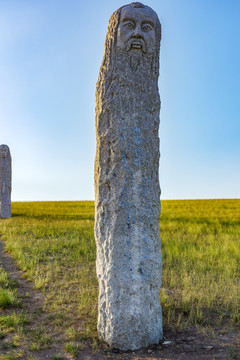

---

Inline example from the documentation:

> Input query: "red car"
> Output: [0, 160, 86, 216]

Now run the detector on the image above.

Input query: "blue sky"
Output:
[1, 0, 239, 201]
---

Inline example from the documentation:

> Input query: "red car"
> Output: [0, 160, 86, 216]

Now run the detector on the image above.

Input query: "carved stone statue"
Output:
[0, 145, 12, 218]
[94, 2, 162, 350]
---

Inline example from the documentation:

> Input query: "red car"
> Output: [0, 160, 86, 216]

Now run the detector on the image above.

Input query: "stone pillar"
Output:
[0, 145, 12, 218]
[94, 2, 162, 350]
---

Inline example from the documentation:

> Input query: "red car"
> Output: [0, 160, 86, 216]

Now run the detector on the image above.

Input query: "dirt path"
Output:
[0, 239, 44, 311]
[0, 238, 239, 360]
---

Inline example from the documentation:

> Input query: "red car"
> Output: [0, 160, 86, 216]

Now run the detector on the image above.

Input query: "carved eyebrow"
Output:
[122, 18, 136, 24]
[142, 20, 154, 28]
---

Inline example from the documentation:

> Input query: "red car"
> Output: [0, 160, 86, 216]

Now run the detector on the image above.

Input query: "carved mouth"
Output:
[131, 41, 142, 49]
[126, 39, 146, 53]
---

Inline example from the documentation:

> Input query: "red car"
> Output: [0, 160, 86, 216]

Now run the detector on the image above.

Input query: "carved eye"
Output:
[142, 24, 153, 31]
[124, 21, 134, 29]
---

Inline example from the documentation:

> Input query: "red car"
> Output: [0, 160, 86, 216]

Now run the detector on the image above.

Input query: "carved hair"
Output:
[130, 2, 145, 8]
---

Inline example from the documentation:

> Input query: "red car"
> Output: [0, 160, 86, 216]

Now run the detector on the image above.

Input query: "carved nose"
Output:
[133, 33, 143, 38]
[132, 25, 144, 38]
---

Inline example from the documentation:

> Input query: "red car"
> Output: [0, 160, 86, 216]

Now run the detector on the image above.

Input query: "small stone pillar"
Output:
[94, 2, 162, 350]
[0, 145, 12, 218]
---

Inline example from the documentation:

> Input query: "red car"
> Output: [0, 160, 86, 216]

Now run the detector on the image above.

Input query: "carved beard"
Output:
[96, 39, 160, 135]
[103, 47, 160, 114]
[115, 47, 154, 74]
[129, 51, 146, 72]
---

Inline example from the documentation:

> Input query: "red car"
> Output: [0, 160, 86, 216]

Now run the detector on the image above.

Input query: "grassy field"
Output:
[0, 199, 239, 358]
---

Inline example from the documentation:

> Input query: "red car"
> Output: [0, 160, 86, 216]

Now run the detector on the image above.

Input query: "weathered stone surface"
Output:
[94, 2, 162, 350]
[0, 145, 12, 218]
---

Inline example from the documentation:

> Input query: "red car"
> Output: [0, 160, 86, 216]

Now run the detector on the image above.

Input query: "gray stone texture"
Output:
[94, 2, 162, 350]
[0, 144, 12, 218]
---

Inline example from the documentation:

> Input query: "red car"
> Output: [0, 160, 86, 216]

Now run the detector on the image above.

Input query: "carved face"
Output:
[117, 5, 156, 54]
[0, 145, 9, 158]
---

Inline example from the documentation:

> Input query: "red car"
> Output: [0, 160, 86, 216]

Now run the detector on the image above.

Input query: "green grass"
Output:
[0, 265, 29, 358]
[0, 201, 98, 357]
[64, 341, 82, 357]
[0, 201, 96, 324]
[28, 327, 52, 351]
[0, 266, 20, 309]
[0, 312, 29, 339]
[0, 199, 239, 355]
[160, 199, 240, 330]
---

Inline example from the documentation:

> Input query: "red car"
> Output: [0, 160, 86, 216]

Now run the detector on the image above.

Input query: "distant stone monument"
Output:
[0, 145, 12, 218]
[94, 2, 162, 350]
